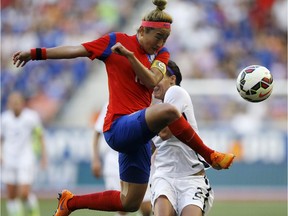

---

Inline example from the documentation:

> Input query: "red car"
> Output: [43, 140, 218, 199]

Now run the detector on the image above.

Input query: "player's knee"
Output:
[140, 202, 152, 216]
[20, 194, 29, 201]
[122, 201, 141, 212]
[161, 103, 180, 120]
[123, 205, 140, 212]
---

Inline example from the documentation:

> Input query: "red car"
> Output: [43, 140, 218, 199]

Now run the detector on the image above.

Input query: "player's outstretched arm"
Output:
[13, 45, 90, 67]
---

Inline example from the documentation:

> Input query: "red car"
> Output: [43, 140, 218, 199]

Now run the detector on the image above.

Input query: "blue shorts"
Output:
[104, 109, 156, 184]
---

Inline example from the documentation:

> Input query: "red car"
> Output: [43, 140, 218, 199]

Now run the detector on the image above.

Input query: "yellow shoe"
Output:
[210, 151, 235, 170]
[53, 190, 74, 216]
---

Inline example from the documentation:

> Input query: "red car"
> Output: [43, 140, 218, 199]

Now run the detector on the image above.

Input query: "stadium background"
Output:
[1, 0, 287, 215]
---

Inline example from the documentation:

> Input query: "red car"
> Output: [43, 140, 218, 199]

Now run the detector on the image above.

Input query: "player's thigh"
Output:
[176, 176, 214, 216]
[2, 165, 33, 199]
[2, 165, 18, 198]
[140, 200, 152, 216]
[145, 103, 180, 133]
[181, 204, 203, 216]
[18, 184, 31, 199]
[120, 181, 148, 211]
[17, 166, 34, 198]
[5, 184, 18, 199]
[151, 177, 177, 215]
[104, 110, 155, 152]
[154, 195, 176, 216]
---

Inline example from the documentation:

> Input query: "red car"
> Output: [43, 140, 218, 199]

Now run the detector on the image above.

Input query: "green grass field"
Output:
[1, 199, 287, 216]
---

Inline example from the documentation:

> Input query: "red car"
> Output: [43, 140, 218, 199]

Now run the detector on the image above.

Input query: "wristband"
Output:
[30, 48, 47, 60]
[151, 60, 166, 75]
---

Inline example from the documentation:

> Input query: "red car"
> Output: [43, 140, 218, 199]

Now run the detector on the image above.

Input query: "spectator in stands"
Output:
[2, 0, 286, 126]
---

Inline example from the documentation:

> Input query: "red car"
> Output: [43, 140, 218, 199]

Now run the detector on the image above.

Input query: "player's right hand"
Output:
[13, 51, 31, 67]
[111, 42, 134, 58]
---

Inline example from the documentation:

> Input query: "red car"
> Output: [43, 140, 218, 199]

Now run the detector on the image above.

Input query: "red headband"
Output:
[141, 21, 171, 29]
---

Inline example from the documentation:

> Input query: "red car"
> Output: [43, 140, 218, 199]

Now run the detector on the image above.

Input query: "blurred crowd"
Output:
[166, 0, 287, 80]
[165, 0, 287, 130]
[1, 0, 141, 123]
[1, 0, 287, 127]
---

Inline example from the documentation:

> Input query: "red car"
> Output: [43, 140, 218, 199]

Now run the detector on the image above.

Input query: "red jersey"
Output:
[82, 32, 170, 132]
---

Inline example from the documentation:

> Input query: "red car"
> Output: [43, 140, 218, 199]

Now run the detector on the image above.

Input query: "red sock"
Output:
[168, 116, 213, 164]
[68, 190, 124, 212]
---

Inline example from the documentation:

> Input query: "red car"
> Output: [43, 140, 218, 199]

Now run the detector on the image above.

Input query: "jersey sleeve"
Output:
[82, 33, 117, 61]
[165, 86, 199, 133]
[164, 86, 188, 113]
[155, 47, 170, 65]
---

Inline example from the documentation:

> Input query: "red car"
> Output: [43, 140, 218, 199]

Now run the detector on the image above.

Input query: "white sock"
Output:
[25, 193, 40, 215]
[6, 199, 24, 216]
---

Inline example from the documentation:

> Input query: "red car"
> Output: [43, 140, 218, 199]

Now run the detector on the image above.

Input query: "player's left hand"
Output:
[13, 51, 31, 67]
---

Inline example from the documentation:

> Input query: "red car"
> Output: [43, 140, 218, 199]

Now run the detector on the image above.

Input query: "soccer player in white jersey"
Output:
[92, 103, 152, 216]
[1, 91, 47, 216]
[150, 60, 214, 216]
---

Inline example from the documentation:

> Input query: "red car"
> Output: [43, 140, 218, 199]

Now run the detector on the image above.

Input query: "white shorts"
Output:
[151, 175, 214, 216]
[1, 164, 35, 185]
[143, 184, 151, 202]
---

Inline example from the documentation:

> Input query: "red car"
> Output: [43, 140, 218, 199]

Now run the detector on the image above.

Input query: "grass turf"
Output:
[1, 199, 287, 216]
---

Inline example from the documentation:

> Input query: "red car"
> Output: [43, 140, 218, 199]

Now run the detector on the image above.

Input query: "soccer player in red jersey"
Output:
[13, 1, 235, 215]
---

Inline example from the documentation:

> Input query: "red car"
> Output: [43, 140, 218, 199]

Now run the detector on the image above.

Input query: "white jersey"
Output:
[152, 86, 209, 178]
[1, 108, 42, 168]
[151, 86, 214, 215]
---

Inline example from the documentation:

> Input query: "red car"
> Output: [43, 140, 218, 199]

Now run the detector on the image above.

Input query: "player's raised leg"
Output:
[145, 104, 235, 169]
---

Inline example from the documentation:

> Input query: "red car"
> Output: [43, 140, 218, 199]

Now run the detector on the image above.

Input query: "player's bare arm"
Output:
[13, 45, 90, 68]
[111, 42, 164, 89]
[91, 131, 102, 178]
[39, 131, 48, 169]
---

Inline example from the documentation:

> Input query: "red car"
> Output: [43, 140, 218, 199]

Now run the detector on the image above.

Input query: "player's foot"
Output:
[53, 189, 74, 216]
[210, 151, 235, 170]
